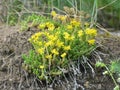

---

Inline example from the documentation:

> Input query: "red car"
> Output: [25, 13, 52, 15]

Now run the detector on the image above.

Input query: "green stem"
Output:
[105, 65, 118, 86]
[90, 0, 98, 27]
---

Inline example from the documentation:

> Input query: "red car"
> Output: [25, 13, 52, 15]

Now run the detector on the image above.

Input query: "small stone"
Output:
[47, 88, 53, 90]
[9, 78, 13, 81]
[117, 78, 120, 83]
[84, 81, 90, 88]
[97, 84, 102, 89]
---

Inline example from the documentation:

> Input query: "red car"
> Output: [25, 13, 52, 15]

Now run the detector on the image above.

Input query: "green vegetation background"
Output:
[1, 0, 120, 28]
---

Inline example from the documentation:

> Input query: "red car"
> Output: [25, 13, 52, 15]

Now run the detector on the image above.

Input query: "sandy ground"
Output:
[0, 25, 20, 41]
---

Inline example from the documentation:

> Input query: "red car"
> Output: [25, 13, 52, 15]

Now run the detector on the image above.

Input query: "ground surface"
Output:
[0, 25, 19, 41]
[0, 25, 120, 90]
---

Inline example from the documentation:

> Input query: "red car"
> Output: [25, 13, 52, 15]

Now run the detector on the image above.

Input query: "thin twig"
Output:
[98, 0, 117, 11]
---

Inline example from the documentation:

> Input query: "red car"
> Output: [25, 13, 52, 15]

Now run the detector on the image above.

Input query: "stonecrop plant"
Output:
[22, 10, 97, 80]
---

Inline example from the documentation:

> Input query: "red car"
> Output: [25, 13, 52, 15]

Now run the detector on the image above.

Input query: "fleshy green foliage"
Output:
[22, 11, 97, 80]
[110, 60, 120, 90]
[114, 85, 120, 90]
[20, 14, 47, 31]
[95, 61, 106, 68]
[95, 61, 120, 89]
[110, 60, 120, 74]
[22, 50, 41, 76]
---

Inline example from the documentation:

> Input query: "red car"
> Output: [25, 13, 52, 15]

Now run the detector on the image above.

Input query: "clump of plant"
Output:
[96, 60, 120, 90]
[110, 60, 120, 74]
[20, 14, 47, 31]
[22, 10, 97, 81]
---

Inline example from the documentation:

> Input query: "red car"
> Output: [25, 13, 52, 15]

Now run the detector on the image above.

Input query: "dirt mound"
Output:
[97, 33, 120, 62]
[0, 27, 42, 90]
[0, 26, 119, 90]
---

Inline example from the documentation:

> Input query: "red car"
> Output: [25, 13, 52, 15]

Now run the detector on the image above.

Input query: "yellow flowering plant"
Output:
[22, 10, 97, 80]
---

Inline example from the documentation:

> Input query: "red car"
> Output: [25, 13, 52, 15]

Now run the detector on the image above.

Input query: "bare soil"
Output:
[0, 25, 120, 90]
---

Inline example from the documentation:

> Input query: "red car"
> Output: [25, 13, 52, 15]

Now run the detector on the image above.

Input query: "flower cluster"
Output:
[29, 22, 72, 62]
[51, 11, 67, 22]
[24, 11, 97, 80]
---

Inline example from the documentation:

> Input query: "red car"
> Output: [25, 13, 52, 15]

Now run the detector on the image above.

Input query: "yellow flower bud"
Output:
[37, 48, 44, 54]
[46, 54, 52, 59]
[88, 39, 95, 45]
[39, 65, 44, 69]
[78, 30, 83, 37]
[51, 11, 57, 17]
[63, 46, 71, 51]
[67, 25, 73, 30]
[61, 53, 66, 58]
[51, 49, 59, 55]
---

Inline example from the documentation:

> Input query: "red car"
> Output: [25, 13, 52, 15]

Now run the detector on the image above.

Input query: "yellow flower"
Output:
[78, 30, 83, 37]
[88, 39, 95, 45]
[29, 33, 41, 42]
[39, 65, 44, 69]
[38, 41, 42, 46]
[52, 36, 58, 41]
[85, 28, 97, 36]
[56, 40, 64, 48]
[64, 32, 70, 40]
[48, 35, 54, 39]
[84, 22, 89, 26]
[70, 35, 75, 40]
[45, 41, 53, 47]
[63, 32, 74, 40]
[38, 23, 46, 29]
[48, 35, 58, 41]
[58, 15, 67, 21]
[55, 31, 60, 36]
[33, 39, 38, 44]
[36, 32, 43, 36]
[37, 48, 44, 54]
[51, 11, 57, 17]
[44, 32, 50, 37]
[48, 24, 55, 31]
[46, 54, 52, 59]
[67, 25, 73, 30]
[33, 36, 39, 41]
[63, 46, 71, 51]
[31, 32, 43, 42]
[30, 35, 36, 40]
[51, 49, 59, 55]
[70, 19, 80, 27]
[45, 22, 51, 26]
[61, 53, 66, 58]
[46, 22, 55, 31]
